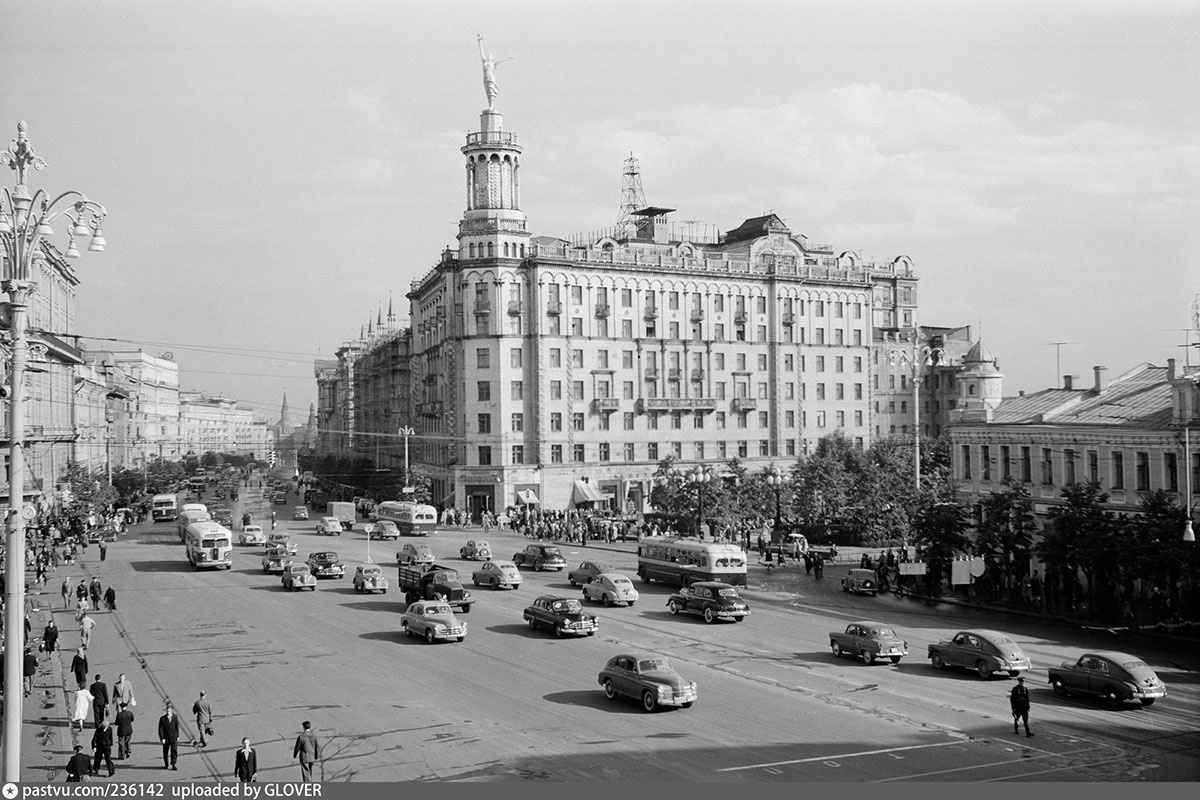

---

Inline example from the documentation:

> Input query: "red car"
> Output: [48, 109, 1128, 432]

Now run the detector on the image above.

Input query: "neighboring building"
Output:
[179, 392, 269, 460]
[319, 84, 931, 518]
[873, 324, 976, 440]
[93, 350, 181, 468]
[950, 351, 1200, 523]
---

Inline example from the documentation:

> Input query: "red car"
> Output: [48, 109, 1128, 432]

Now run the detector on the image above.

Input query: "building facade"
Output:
[93, 350, 181, 468]
[179, 392, 270, 460]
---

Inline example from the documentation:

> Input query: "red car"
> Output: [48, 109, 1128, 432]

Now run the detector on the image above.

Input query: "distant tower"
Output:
[458, 96, 530, 261]
[616, 153, 647, 237]
[279, 391, 291, 432]
[952, 341, 1005, 423]
[386, 295, 396, 332]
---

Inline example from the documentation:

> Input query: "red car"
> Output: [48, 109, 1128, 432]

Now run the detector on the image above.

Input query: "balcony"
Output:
[416, 401, 443, 416]
[644, 307, 659, 320]
[591, 398, 620, 413]
[644, 368, 659, 381]
[594, 303, 611, 318]
[636, 398, 718, 413]
[667, 368, 682, 382]
[781, 311, 795, 325]
[690, 368, 705, 382]
[473, 301, 492, 315]
[507, 301, 523, 316]
[732, 398, 757, 412]
[690, 308, 704, 321]
[546, 300, 562, 316]
[733, 310, 748, 324]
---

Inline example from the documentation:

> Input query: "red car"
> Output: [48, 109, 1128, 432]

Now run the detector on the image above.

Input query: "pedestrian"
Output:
[1010, 676, 1033, 737]
[89, 577, 102, 607]
[1030, 570, 1043, 606]
[76, 579, 86, 602]
[192, 691, 213, 747]
[114, 702, 134, 760]
[71, 647, 89, 690]
[90, 674, 110, 729]
[71, 688, 93, 733]
[92, 718, 116, 777]
[66, 744, 92, 781]
[234, 737, 258, 783]
[75, 595, 90, 621]
[42, 619, 59, 659]
[62, 578, 71, 609]
[99, 542, 108, 562]
[111, 673, 135, 711]
[79, 611, 96, 649]
[271, 511, 277, 531]
[292, 720, 320, 782]
[23, 646, 38, 696]
[104, 586, 117, 612]
[158, 704, 180, 770]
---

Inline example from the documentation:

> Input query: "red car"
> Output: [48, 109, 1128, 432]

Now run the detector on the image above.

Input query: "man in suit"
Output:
[158, 704, 180, 770]
[234, 737, 258, 783]
[192, 691, 213, 747]
[292, 720, 320, 782]
[114, 702, 135, 760]
[66, 744, 92, 781]
[92, 719, 116, 777]
[23, 647, 38, 696]
[70, 649, 88, 690]
[111, 673, 134, 712]
[89, 674, 109, 728]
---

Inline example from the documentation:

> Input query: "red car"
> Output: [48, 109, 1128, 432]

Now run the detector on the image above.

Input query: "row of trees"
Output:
[297, 452, 434, 505]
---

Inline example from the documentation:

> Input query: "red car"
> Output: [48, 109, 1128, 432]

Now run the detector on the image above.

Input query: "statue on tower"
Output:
[477, 34, 512, 110]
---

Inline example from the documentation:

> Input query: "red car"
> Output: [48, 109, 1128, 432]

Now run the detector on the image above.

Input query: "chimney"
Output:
[1063, 375, 1073, 390]
[1167, 358, 1176, 380]
[1093, 365, 1108, 393]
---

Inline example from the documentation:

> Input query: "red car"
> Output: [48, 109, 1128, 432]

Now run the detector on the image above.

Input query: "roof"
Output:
[964, 340, 996, 364]
[723, 214, 787, 245]
[992, 363, 1183, 428]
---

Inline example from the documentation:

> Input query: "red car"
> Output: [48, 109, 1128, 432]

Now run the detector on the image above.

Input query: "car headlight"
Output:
[462, 590, 472, 599]
[657, 685, 671, 698]
[434, 625, 447, 633]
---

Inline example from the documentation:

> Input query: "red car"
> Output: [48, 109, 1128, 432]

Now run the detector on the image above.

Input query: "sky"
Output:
[2, 0, 1197, 424]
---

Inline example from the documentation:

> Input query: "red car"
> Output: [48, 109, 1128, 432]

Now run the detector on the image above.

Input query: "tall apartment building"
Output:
[318, 89, 936, 518]
[179, 392, 270, 459]
[93, 350, 181, 466]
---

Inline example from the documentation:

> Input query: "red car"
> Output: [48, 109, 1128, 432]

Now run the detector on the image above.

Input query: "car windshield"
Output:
[551, 599, 583, 613]
[1121, 659, 1150, 669]
[362, 568, 380, 576]
[426, 604, 452, 615]
[430, 571, 458, 582]
[717, 588, 740, 597]
[638, 658, 672, 673]
[869, 627, 897, 637]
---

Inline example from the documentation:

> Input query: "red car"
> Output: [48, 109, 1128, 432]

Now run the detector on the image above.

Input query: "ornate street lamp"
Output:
[765, 467, 784, 529]
[688, 465, 711, 537]
[884, 325, 943, 493]
[1, 121, 107, 781]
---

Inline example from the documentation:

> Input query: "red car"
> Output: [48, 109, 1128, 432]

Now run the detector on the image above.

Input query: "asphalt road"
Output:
[34, 486, 1200, 783]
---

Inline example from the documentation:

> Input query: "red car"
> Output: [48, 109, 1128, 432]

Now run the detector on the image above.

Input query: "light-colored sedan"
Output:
[316, 516, 343, 536]
[401, 600, 467, 643]
[266, 533, 297, 555]
[352, 564, 389, 594]
[292, 506, 309, 520]
[397, 543, 435, 566]
[239, 525, 266, 546]
[471, 560, 523, 590]
[281, 564, 316, 591]
[568, 560, 615, 587]
[459, 539, 492, 560]
[581, 572, 640, 606]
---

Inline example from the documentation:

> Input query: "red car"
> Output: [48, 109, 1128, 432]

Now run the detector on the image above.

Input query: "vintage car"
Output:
[459, 539, 492, 561]
[366, 520, 400, 540]
[512, 543, 567, 572]
[261, 546, 292, 574]
[568, 560, 615, 587]
[666, 581, 750, 624]
[292, 506, 309, 521]
[829, 621, 909, 664]
[352, 564, 389, 594]
[1048, 651, 1167, 707]
[841, 568, 879, 596]
[928, 629, 1032, 679]
[315, 517, 343, 536]
[397, 543, 435, 566]
[273, 492, 288, 505]
[598, 653, 697, 712]
[523, 595, 599, 637]
[239, 525, 266, 546]
[266, 532, 298, 555]
[581, 572, 640, 607]
[212, 507, 234, 526]
[471, 559, 523, 590]
[401, 600, 467, 643]
[306, 551, 345, 579]
[281, 563, 316, 591]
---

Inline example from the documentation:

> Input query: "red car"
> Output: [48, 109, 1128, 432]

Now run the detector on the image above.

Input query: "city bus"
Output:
[373, 501, 438, 536]
[151, 494, 179, 522]
[184, 521, 233, 570]
[636, 537, 748, 587]
[177, 508, 212, 542]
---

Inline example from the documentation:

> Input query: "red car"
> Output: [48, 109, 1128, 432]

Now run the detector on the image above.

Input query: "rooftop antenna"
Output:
[616, 152, 647, 237]
[1041, 342, 1077, 388]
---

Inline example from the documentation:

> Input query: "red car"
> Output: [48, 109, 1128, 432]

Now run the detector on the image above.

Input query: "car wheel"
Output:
[668, 600, 680, 615]
[627, 600, 636, 607]
[527, 616, 537, 631]
[1104, 688, 1121, 708]
[582, 589, 591, 603]
[831, 641, 843, 657]
[641, 690, 658, 713]
[603, 679, 617, 701]
[889, 656, 901, 664]
[842, 581, 849, 592]
[1051, 677, 1067, 696]
[425, 628, 435, 644]
[473, 578, 479, 587]
[403, 623, 411, 638]
[569, 576, 578, 587]
[861, 649, 875, 665]
[492, 578, 501, 590]
[1140, 698, 1155, 707]
[703, 607, 716, 624]
[931, 653, 944, 670]
[976, 661, 992, 679]
[535, 559, 544, 572]
[681, 702, 693, 709]
[555, 624, 565, 638]
[459, 604, 470, 614]
[602, 594, 613, 608]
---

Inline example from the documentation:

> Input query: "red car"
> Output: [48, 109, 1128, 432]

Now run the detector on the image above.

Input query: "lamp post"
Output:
[688, 465, 711, 538]
[766, 467, 784, 529]
[1185, 424, 1196, 543]
[398, 425, 415, 493]
[884, 326, 942, 493]
[1, 121, 107, 781]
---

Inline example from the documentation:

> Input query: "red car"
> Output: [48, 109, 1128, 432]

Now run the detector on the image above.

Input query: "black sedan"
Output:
[522, 595, 598, 638]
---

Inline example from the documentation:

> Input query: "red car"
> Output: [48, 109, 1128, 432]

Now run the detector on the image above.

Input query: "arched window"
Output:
[519, 243, 526, 258]
[487, 241, 494, 257]
[503, 242, 510, 257]
[468, 243, 476, 259]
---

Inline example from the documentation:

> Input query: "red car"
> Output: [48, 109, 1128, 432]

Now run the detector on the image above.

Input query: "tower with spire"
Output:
[458, 82, 531, 261]
[952, 340, 1005, 423]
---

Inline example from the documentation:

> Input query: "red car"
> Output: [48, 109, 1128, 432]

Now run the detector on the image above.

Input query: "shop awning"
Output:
[516, 489, 541, 505]
[572, 480, 605, 504]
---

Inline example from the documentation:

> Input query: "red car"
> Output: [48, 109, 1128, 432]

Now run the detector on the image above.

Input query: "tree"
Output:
[975, 478, 1038, 601]
[1133, 491, 1200, 621]
[791, 432, 865, 543]
[1039, 481, 1120, 617]
[911, 499, 971, 596]
[109, 467, 147, 507]
[56, 462, 118, 535]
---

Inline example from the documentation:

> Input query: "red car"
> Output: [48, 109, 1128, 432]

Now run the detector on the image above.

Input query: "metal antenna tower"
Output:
[616, 152, 647, 236]
[1041, 341, 1077, 388]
